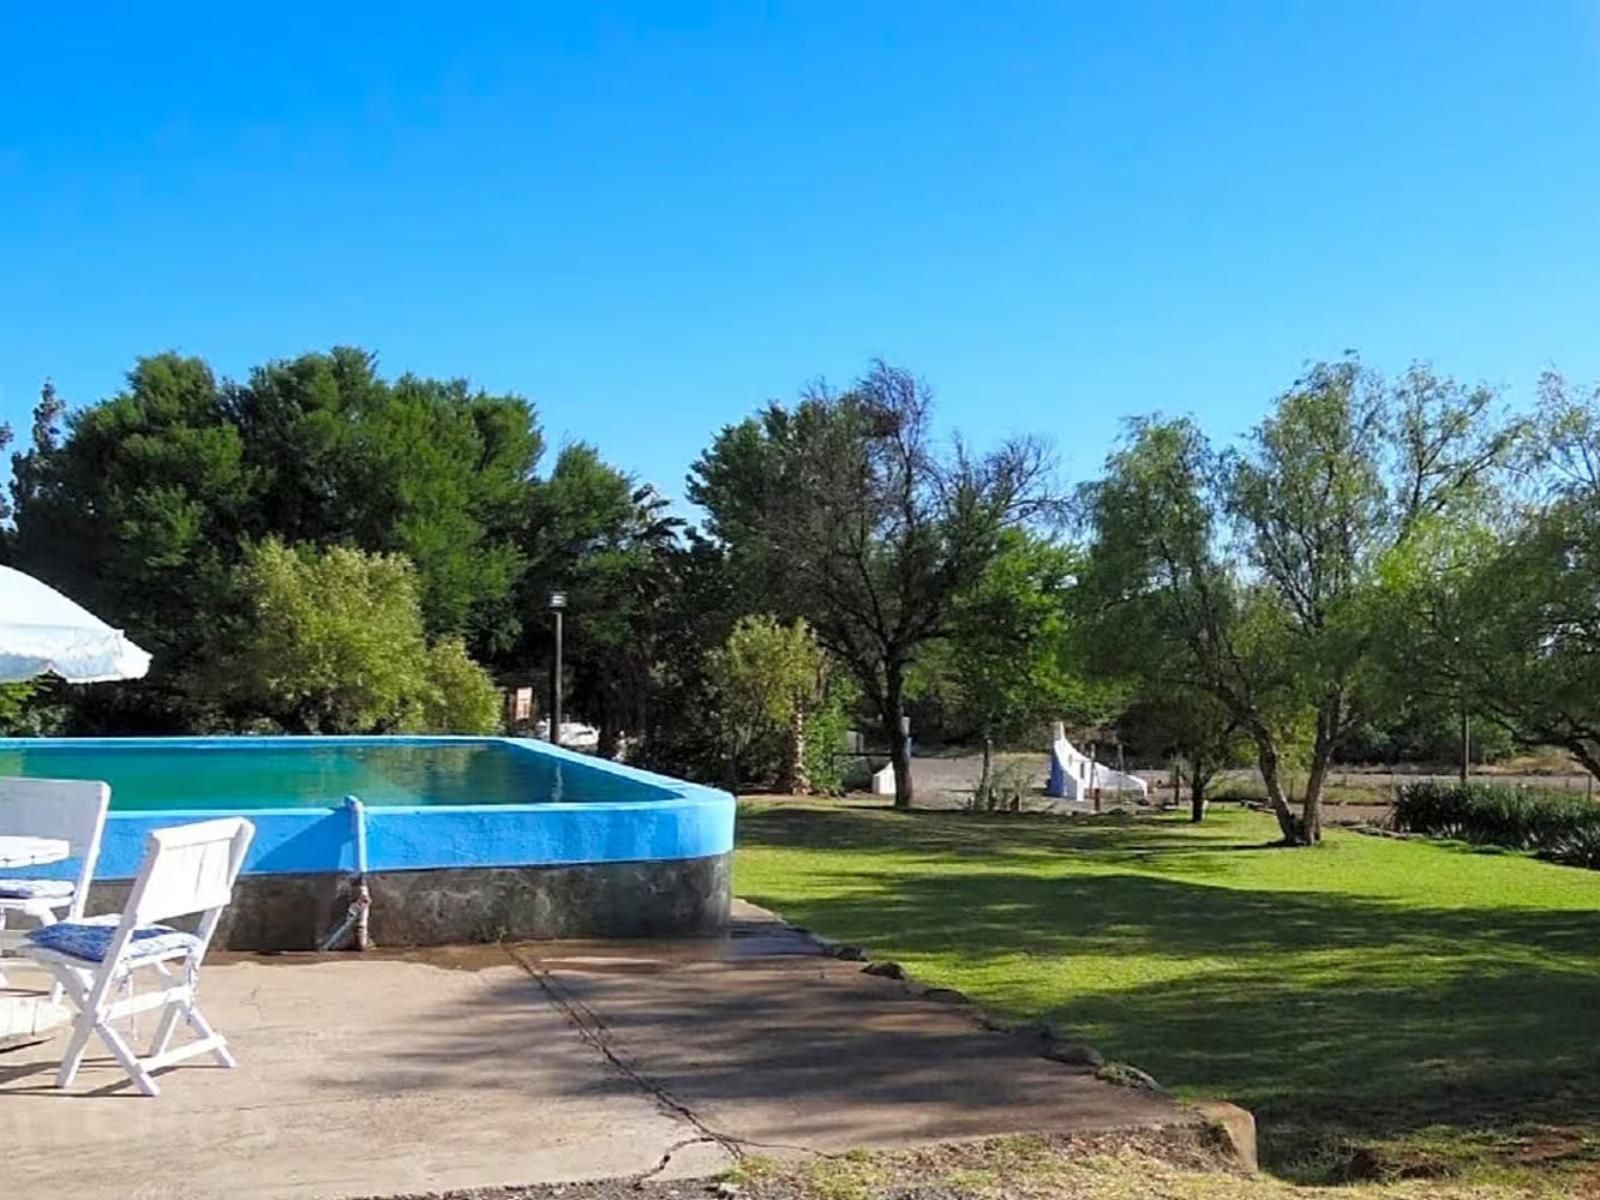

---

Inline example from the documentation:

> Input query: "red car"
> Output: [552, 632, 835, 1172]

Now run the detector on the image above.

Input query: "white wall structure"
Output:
[870, 762, 898, 796]
[1046, 721, 1148, 802]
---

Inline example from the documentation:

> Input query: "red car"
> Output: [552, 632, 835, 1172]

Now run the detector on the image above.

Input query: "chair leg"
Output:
[148, 999, 184, 1059]
[45, 924, 72, 1007]
[55, 1009, 98, 1089]
[149, 997, 235, 1070]
[186, 1004, 235, 1068]
[97, 1019, 158, 1097]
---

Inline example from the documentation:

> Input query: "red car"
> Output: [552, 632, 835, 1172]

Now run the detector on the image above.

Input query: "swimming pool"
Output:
[0, 736, 735, 948]
[0, 739, 679, 810]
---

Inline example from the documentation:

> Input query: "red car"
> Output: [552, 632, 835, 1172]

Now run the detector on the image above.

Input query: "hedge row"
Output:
[1392, 781, 1600, 869]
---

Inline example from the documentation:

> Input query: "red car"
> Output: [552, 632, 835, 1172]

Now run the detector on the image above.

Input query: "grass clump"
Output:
[805, 1151, 885, 1200]
[720, 1154, 782, 1185]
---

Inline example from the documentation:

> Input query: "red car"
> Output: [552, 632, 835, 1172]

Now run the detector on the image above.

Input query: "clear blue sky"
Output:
[3, 3, 1598, 504]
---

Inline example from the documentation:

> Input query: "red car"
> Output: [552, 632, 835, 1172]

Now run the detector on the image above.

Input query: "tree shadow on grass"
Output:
[737, 805, 1600, 1181]
[741, 804, 1283, 876]
[1058, 949, 1600, 1180]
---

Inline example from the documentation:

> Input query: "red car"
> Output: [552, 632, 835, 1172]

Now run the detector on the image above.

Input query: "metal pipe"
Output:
[319, 796, 371, 952]
[348, 795, 368, 876]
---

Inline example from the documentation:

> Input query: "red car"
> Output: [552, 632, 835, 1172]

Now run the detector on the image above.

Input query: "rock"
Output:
[1040, 1039, 1104, 1069]
[1095, 1062, 1168, 1094]
[1191, 1099, 1259, 1174]
[709, 1183, 742, 1198]
[832, 944, 870, 962]
[863, 960, 908, 980]
[920, 986, 972, 1005]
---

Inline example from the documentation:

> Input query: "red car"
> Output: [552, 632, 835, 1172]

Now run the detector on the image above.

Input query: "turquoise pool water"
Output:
[0, 739, 673, 811]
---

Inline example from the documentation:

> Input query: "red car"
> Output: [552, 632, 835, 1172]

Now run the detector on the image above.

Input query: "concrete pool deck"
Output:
[0, 903, 1203, 1200]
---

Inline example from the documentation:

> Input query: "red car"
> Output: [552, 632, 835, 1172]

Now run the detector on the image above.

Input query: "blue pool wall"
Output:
[0, 735, 736, 882]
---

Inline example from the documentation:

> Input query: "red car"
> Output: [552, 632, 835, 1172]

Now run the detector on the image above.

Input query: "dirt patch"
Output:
[1320, 802, 1394, 828]
[351, 1130, 1242, 1200]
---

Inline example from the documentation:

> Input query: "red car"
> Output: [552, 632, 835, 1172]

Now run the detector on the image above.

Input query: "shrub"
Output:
[0, 681, 66, 736]
[228, 539, 502, 735]
[1544, 821, 1600, 870]
[802, 695, 853, 796]
[1393, 780, 1600, 868]
[232, 539, 429, 733]
[799, 671, 861, 797]
[421, 637, 503, 734]
[706, 615, 824, 791]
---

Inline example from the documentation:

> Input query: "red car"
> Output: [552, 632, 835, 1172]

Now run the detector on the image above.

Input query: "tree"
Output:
[225, 539, 500, 734]
[227, 348, 542, 652]
[1081, 361, 1516, 844]
[7, 349, 542, 730]
[705, 615, 825, 792]
[690, 362, 1060, 808]
[627, 535, 748, 782]
[10, 355, 256, 728]
[930, 530, 1096, 809]
[1117, 690, 1249, 821]
[518, 444, 683, 757]
[1384, 374, 1600, 776]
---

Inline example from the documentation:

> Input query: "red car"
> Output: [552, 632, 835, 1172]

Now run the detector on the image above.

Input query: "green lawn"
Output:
[734, 802, 1600, 1185]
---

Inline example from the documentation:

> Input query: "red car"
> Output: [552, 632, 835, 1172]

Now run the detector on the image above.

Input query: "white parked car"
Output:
[531, 719, 600, 751]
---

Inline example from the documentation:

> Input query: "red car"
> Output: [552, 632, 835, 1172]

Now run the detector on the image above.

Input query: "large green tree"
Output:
[1081, 361, 1516, 844]
[1115, 689, 1249, 822]
[517, 443, 682, 757]
[10, 355, 256, 727]
[626, 535, 747, 781]
[1383, 374, 1600, 775]
[690, 362, 1061, 808]
[7, 349, 542, 729]
[228, 348, 541, 649]
[927, 529, 1102, 807]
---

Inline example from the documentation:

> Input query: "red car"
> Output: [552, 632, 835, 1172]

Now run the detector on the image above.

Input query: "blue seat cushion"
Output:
[25, 919, 200, 964]
[0, 879, 75, 901]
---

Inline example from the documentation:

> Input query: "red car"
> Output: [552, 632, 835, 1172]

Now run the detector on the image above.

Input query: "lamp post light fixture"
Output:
[549, 592, 567, 747]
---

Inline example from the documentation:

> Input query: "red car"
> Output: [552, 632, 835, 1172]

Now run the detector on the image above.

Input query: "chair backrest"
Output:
[0, 777, 111, 915]
[125, 818, 255, 931]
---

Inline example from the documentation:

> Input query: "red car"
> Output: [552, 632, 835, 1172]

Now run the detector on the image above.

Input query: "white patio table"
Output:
[0, 835, 69, 869]
[0, 833, 72, 1048]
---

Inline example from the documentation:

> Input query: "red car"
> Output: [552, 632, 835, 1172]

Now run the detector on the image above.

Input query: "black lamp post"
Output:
[549, 591, 567, 747]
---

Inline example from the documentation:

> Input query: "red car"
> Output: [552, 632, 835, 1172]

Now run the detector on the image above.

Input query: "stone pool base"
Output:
[85, 853, 733, 950]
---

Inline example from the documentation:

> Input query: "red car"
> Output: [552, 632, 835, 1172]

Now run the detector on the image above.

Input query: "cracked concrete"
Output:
[0, 903, 1195, 1200]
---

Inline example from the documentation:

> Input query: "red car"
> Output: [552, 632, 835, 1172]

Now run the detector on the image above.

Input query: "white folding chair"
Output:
[0, 778, 111, 989]
[19, 817, 254, 1097]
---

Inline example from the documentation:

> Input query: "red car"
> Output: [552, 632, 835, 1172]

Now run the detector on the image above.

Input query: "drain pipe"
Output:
[319, 795, 372, 952]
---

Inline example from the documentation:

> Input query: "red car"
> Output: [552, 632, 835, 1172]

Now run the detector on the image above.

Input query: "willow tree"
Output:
[1081, 361, 1516, 844]
[1382, 373, 1600, 776]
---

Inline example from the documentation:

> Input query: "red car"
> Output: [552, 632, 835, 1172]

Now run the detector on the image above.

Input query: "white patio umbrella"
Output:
[0, 565, 152, 683]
